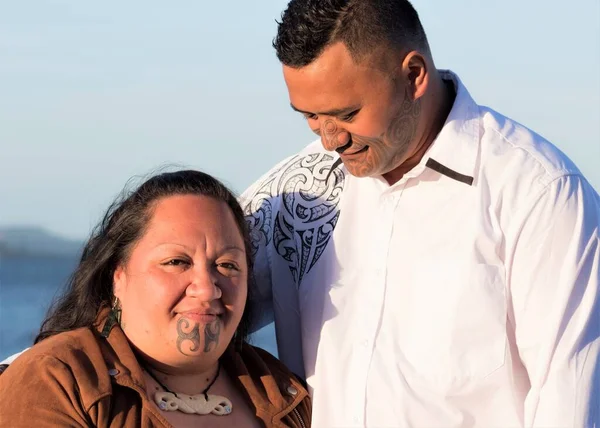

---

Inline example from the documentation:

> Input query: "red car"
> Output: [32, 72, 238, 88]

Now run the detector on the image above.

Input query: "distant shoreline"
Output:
[0, 226, 83, 260]
[0, 250, 81, 260]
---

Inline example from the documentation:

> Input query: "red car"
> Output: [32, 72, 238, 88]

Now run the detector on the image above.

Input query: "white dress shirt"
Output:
[241, 71, 600, 427]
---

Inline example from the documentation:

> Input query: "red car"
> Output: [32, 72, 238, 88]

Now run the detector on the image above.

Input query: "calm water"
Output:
[0, 256, 277, 361]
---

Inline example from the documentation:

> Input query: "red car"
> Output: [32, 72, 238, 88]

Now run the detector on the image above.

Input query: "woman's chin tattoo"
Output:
[203, 321, 221, 353]
[176, 318, 201, 356]
[175, 317, 222, 356]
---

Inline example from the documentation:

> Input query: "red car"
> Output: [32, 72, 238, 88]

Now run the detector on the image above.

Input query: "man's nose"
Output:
[320, 119, 351, 152]
[185, 266, 222, 301]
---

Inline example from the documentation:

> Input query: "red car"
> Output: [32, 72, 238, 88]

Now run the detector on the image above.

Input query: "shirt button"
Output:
[286, 386, 298, 396]
[108, 368, 119, 376]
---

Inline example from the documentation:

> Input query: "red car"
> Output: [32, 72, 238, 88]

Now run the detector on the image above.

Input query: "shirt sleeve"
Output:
[240, 160, 291, 333]
[0, 354, 92, 427]
[509, 174, 600, 427]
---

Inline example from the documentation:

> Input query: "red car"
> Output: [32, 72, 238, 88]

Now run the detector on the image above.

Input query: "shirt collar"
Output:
[422, 70, 480, 186]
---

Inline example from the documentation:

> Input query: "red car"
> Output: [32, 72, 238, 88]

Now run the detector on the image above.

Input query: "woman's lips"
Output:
[179, 312, 221, 323]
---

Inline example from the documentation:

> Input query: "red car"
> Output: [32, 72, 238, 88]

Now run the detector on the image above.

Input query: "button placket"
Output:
[346, 189, 399, 428]
[352, 191, 395, 426]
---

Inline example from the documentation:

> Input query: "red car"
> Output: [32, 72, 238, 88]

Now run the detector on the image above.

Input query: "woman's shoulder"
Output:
[233, 343, 310, 400]
[236, 344, 312, 427]
[0, 328, 115, 425]
[0, 326, 108, 392]
[8, 327, 101, 367]
[244, 344, 307, 387]
[0, 327, 113, 404]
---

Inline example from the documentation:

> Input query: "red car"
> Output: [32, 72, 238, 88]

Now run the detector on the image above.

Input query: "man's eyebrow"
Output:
[290, 103, 361, 117]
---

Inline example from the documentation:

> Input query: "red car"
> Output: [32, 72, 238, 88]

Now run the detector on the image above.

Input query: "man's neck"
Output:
[382, 74, 456, 186]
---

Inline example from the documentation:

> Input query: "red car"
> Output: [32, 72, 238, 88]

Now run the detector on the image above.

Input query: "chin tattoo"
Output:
[203, 321, 221, 353]
[176, 318, 201, 355]
[176, 317, 222, 356]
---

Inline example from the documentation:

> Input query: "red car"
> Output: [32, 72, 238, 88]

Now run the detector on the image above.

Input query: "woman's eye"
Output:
[217, 262, 239, 272]
[162, 259, 189, 267]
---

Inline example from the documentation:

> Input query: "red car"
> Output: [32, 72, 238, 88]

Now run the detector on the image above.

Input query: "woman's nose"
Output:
[185, 266, 222, 300]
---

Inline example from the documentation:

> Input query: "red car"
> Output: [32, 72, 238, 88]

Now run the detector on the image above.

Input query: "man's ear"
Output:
[402, 51, 428, 101]
[113, 265, 126, 300]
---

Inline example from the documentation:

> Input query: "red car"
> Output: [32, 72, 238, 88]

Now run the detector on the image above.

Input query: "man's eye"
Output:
[303, 113, 318, 120]
[340, 111, 358, 122]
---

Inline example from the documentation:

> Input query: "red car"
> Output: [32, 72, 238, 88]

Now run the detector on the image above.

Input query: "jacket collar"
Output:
[95, 307, 147, 393]
[222, 343, 308, 424]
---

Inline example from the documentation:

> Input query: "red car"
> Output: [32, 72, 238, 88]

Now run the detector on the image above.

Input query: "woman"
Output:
[0, 170, 310, 427]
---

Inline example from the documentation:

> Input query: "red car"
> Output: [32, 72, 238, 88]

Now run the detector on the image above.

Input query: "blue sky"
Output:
[1, 0, 599, 240]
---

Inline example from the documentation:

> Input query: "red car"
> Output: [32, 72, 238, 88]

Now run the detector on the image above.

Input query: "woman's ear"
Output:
[113, 265, 126, 300]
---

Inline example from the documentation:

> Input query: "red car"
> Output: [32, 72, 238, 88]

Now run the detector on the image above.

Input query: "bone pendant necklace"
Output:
[145, 361, 233, 416]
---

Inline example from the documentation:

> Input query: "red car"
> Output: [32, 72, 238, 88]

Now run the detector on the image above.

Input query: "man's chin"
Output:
[343, 163, 377, 178]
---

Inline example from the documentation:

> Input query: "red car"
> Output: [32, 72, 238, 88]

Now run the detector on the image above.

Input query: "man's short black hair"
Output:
[273, 0, 430, 68]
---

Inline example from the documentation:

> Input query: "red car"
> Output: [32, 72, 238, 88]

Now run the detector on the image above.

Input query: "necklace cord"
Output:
[143, 360, 221, 401]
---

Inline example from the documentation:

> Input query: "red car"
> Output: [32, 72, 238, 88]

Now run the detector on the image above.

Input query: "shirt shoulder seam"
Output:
[489, 127, 577, 187]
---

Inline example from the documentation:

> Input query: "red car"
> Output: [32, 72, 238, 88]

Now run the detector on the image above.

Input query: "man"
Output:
[241, 0, 600, 426]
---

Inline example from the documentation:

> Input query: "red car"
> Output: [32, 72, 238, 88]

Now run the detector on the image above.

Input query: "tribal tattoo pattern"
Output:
[176, 318, 201, 356]
[203, 321, 221, 353]
[243, 153, 345, 286]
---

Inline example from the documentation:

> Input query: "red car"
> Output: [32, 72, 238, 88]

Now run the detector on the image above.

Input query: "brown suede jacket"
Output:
[0, 311, 310, 428]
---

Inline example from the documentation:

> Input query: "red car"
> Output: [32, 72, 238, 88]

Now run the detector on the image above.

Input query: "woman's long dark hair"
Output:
[35, 170, 255, 345]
